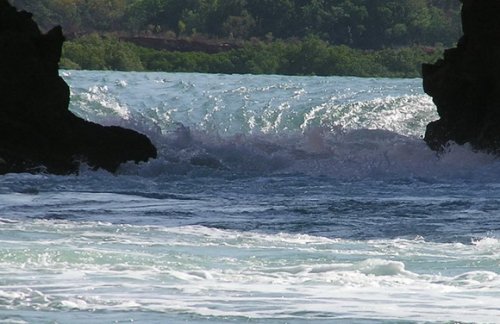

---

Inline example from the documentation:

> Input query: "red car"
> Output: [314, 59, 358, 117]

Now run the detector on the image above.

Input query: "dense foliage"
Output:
[12, 0, 460, 49]
[61, 34, 443, 77]
[11, 0, 459, 76]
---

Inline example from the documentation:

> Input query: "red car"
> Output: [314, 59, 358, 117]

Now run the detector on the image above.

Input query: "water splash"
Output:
[61, 71, 500, 180]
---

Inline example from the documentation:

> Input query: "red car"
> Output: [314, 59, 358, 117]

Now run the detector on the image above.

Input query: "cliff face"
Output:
[423, 0, 500, 152]
[0, 0, 156, 174]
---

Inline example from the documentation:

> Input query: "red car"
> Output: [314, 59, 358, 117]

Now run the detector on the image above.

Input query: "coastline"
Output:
[61, 34, 445, 78]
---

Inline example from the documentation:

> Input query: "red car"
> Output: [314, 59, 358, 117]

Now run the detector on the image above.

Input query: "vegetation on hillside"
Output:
[61, 34, 443, 77]
[11, 0, 460, 77]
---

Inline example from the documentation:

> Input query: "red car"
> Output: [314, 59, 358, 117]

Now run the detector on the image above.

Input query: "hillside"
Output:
[9, 0, 462, 76]
[11, 0, 461, 48]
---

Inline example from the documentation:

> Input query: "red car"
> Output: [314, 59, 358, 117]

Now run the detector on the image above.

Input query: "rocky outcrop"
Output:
[423, 0, 500, 152]
[0, 0, 156, 174]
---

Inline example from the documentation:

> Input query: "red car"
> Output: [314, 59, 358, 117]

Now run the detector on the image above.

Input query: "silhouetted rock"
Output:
[0, 0, 156, 174]
[423, 0, 500, 152]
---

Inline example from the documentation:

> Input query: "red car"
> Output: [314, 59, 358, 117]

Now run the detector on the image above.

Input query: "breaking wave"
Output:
[63, 71, 500, 180]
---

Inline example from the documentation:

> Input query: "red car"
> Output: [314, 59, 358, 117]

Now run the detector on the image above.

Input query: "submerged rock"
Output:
[0, 0, 156, 174]
[423, 0, 500, 153]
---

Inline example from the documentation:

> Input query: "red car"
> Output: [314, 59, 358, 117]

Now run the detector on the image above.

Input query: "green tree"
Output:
[62, 34, 143, 70]
[246, 0, 295, 37]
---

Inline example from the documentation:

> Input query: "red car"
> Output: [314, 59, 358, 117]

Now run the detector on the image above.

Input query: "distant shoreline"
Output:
[61, 34, 445, 78]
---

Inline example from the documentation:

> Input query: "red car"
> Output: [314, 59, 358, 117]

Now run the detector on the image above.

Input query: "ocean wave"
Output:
[58, 71, 500, 180]
[68, 73, 435, 138]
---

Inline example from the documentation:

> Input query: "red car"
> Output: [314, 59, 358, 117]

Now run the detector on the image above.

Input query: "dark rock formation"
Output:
[423, 0, 500, 152]
[0, 0, 156, 174]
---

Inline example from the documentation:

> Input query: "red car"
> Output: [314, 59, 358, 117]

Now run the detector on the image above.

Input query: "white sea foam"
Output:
[0, 220, 498, 321]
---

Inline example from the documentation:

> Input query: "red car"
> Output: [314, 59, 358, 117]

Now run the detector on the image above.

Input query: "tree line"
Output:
[12, 0, 461, 49]
[60, 33, 444, 77]
[10, 0, 460, 76]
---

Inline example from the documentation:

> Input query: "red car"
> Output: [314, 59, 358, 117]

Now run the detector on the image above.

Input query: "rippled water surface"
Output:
[0, 71, 498, 323]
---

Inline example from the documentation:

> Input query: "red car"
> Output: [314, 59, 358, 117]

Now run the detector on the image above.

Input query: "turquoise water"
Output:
[0, 71, 498, 323]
